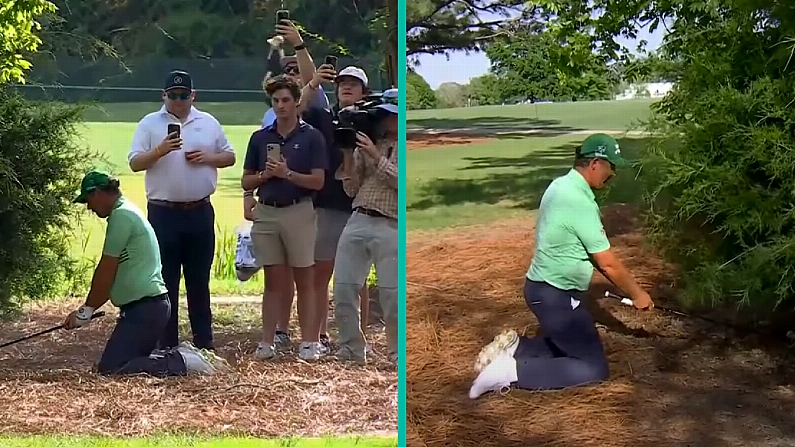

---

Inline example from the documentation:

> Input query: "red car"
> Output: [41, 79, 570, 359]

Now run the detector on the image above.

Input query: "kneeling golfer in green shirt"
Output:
[63, 170, 229, 376]
[468, 134, 654, 399]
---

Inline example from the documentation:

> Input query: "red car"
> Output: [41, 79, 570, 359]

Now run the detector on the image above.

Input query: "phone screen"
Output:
[325, 56, 338, 69]
[167, 123, 180, 138]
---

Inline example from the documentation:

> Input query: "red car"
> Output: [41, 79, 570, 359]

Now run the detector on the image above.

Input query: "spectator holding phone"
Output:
[128, 70, 236, 352]
[334, 88, 399, 364]
[241, 75, 328, 361]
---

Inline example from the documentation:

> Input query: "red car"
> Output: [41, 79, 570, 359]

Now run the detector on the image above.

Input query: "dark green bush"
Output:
[637, 8, 795, 316]
[0, 89, 96, 314]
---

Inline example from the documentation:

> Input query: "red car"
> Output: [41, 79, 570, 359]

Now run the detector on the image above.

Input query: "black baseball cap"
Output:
[164, 70, 193, 92]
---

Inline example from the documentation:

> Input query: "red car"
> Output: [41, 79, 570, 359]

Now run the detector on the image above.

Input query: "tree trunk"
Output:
[386, 0, 398, 88]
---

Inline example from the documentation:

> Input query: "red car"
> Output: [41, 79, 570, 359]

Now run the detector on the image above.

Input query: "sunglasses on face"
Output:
[167, 91, 191, 101]
[284, 66, 299, 75]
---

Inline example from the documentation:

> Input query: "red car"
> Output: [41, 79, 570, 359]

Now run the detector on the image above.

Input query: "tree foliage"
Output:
[0, 91, 96, 313]
[537, 0, 795, 313]
[0, 0, 55, 84]
[407, 0, 529, 58]
[407, 70, 438, 109]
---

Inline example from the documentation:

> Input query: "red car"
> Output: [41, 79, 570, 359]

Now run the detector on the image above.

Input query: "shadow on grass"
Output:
[407, 116, 586, 135]
[409, 138, 649, 213]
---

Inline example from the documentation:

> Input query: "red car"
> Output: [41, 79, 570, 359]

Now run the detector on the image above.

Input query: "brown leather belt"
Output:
[149, 197, 210, 210]
[354, 207, 394, 220]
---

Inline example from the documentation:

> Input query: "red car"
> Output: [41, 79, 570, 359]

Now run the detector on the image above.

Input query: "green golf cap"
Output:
[577, 133, 629, 168]
[73, 170, 112, 203]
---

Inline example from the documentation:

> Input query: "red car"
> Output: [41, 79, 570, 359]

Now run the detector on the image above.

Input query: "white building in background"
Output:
[616, 81, 674, 100]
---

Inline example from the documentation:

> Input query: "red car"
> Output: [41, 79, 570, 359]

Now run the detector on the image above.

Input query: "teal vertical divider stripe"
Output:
[397, 0, 407, 445]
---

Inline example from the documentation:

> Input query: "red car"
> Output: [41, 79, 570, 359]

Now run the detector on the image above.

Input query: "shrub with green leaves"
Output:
[636, 7, 795, 315]
[0, 90, 95, 314]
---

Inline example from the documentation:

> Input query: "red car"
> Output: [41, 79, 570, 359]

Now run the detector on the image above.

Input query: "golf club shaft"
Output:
[604, 291, 688, 316]
[0, 311, 107, 349]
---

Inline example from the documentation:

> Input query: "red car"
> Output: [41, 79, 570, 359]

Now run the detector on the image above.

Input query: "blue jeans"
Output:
[97, 294, 187, 377]
[513, 279, 610, 390]
[148, 201, 215, 350]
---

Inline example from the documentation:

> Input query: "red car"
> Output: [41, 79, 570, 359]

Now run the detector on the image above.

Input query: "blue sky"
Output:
[413, 22, 666, 89]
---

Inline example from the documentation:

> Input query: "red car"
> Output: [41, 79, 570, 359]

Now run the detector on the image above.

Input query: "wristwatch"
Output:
[286, 170, 294, 179]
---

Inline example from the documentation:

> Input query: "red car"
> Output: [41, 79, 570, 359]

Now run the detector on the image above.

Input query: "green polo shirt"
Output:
[103, 197, 168, 307]
[526, 169, 611, 291]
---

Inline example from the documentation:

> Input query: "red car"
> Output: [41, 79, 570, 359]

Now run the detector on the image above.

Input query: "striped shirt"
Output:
[335, 139, 398, 219]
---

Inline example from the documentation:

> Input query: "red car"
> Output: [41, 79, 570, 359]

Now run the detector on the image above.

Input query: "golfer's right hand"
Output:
[156, 132, 182, 155]
[631, 290, 654, 310]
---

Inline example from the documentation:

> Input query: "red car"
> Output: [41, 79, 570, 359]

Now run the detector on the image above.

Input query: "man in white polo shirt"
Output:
[128, 70, 236, 351]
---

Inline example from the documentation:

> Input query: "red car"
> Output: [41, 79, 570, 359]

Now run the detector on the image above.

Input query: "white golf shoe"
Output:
[177, 342, 230, 375]
[468, 352, 519, 399]
[474, 328, 519, 373]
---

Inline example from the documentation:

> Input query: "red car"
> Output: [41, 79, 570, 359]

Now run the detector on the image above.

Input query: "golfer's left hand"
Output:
[63, 307, 92, 330]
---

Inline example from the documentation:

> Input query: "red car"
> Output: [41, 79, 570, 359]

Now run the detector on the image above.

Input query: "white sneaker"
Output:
[298, 342, 326, 361]
[254, 342, 277, 360]
[468, 352, 518, 399]
[177, 342, 229, 375]
[474, 329, 519, 373]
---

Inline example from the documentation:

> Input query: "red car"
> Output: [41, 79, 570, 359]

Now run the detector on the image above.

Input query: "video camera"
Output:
[333, 91, 396, 149]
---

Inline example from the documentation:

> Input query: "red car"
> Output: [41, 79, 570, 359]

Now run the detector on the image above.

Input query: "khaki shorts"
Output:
[314, 208, 352, 262]
[251, 199, 317, 268]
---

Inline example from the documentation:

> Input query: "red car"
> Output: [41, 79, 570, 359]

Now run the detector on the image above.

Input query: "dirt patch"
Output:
[407, 204, 795, 447]
[0, 300, 397, 437]
[407, 131, 495, 150]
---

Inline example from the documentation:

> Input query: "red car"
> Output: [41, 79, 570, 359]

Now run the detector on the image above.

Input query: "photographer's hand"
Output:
[356, 132, 380, 161]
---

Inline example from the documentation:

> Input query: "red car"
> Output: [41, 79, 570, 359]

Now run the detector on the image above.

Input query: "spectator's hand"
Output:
[631, 290, 655, 310]
[258, 168, 274, 181]
[311, 64, 336, 88]
[275, 20, 303, 47]
[184, 150, 208, 164]
[356, 132, 380, 160]
[156, 132, 182, 155]
[266, 159, 290, 178]
[243, 196, 257, 221]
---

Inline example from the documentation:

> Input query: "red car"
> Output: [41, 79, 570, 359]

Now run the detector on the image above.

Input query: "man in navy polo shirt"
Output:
[241, 75, 328, 361]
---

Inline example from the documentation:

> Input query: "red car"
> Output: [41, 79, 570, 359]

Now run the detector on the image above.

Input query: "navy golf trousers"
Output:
[96, 294, 188, 377]
[512, 279, 610, 390]
[148, 200, 216, 350]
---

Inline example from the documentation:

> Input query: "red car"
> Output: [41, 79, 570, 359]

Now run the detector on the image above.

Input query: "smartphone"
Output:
[324, 55, 338, 69]
[167, 123, 180, 138]
[266, 143, 282, 161]
[276, 9, 290, 24]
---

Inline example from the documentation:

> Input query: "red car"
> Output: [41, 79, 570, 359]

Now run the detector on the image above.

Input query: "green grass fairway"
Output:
[407, 98, 659, 132]
[407, 134, 648, 231]
[81, 102, 268, 126]
[0, 435, 396, 447]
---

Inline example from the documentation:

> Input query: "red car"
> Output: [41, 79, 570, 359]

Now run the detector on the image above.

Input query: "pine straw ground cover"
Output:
[407, 205, 795, 447]
[0, 300, 397, 438]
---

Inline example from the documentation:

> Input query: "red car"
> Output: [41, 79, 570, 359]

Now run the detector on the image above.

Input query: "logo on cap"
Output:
[174, 76, 183, 84]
